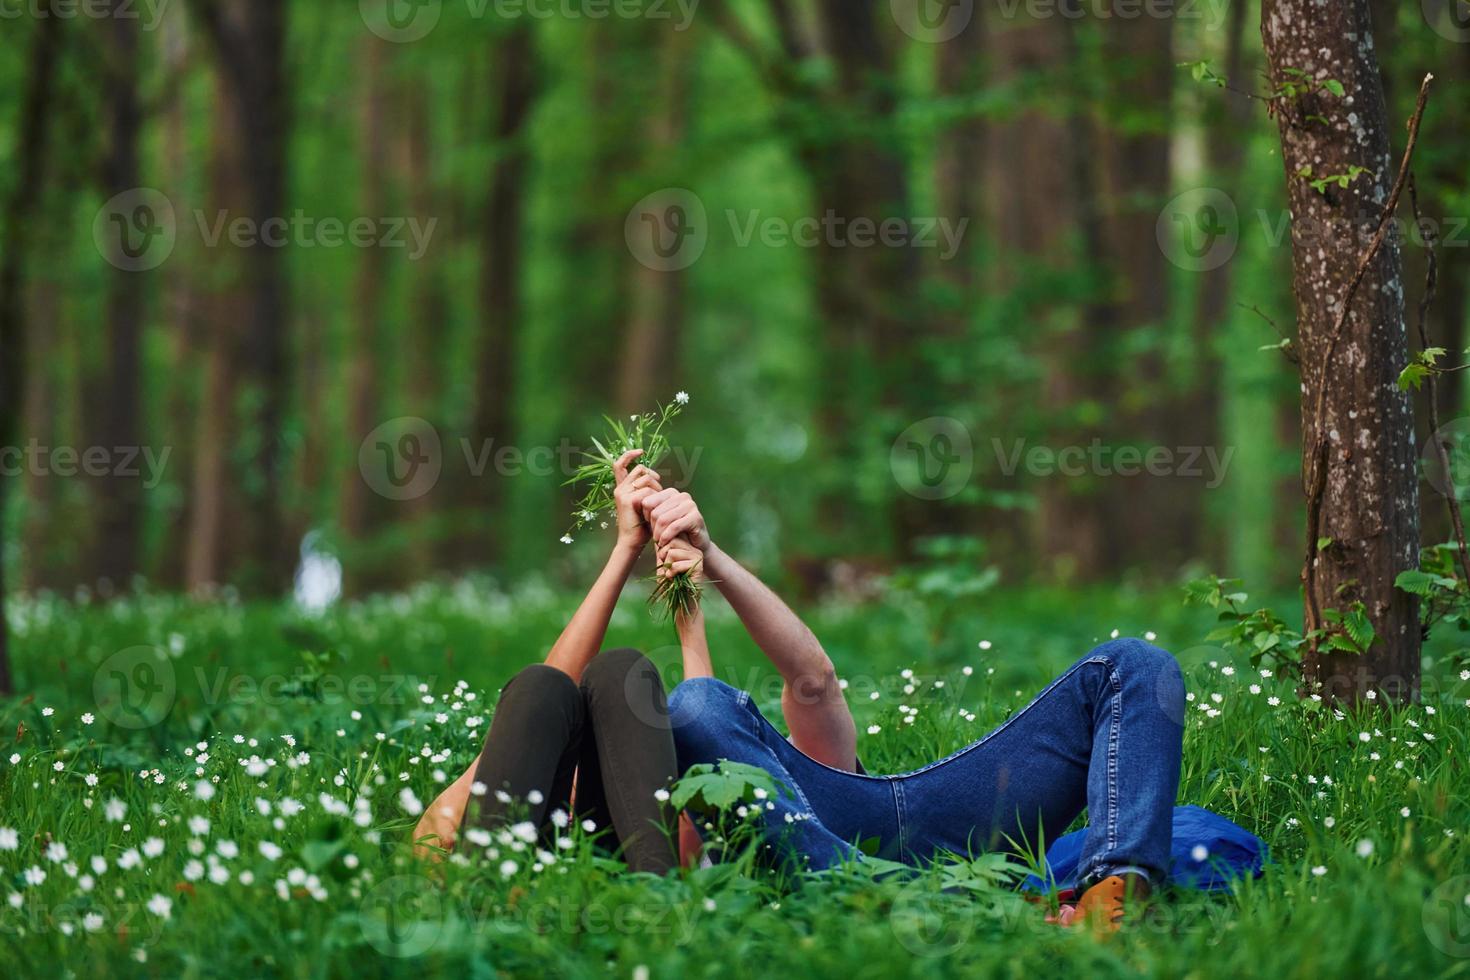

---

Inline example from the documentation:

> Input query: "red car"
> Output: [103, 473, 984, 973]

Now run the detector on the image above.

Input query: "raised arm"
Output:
[642, 490, 857, 772]
[543, 449, 662, 681]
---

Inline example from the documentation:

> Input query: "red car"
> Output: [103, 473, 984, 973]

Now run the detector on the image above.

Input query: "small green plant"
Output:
[1184, 574, 1305, 676]
[1295, 163, 1374, 195]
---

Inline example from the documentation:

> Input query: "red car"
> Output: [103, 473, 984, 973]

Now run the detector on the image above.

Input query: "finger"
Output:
[612, 449, 643, 483]
[657, 514, 698, 546]
[640, 488, 677, 515]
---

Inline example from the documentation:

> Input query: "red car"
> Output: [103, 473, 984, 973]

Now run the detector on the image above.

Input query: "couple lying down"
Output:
[414, 451, 1185, 930]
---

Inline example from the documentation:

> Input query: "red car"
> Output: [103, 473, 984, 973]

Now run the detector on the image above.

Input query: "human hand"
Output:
[639, 488, 709, 551]
[656, 535, 705, 585]
[612, 449, 662, 553]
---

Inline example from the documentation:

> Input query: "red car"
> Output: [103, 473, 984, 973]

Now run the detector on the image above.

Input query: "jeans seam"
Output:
[1107, 661, 1122, 857]
[890, 778, 906, 856]
[895, 655, 1112, 781]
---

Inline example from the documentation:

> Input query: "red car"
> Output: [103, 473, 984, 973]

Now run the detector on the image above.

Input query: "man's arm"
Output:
[703, 543, 857, 770]
[642, 489, 857, 771]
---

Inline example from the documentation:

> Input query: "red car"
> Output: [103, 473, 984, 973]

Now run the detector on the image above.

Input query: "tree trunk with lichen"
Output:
[1261, 0, 1420, 703]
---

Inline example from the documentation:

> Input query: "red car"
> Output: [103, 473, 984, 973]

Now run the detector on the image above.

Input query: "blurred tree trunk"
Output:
[1260, 0, 1420, 702]
[21, 286, 59, 590]
[747, 0, 917, 552]
[190, 0, 293, 595]
[154, 9, 198, 590]
[185, 70, 242, 593]
[449, 22, 538, 571]
[400, 81, 448, 581]
[92, 1, 146, 593]
[1187, 0, 1252, 569]
[616, 25, 693, 414]
[1085, 12, 1186, 571]
[0, 10, 64, 694]
[982, 7, 1106, 578]
[339, 35, 391, 595]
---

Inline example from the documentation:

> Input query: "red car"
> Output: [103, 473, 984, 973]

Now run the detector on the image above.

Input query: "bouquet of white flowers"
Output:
[564, 392, 699, 618]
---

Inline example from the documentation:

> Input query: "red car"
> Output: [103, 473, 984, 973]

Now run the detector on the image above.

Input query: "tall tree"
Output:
[983, 5, 1106, 577]
[449, 21, 539, 570]
[92, 0, 147, 592]
[189, 0, 294, 594]
[616, 24, 694, 413]
[0, 11, 65, 694]
[714, 0, 920, 551]
[338, 35, 392, 594]
[1261, 0, 1421, 702]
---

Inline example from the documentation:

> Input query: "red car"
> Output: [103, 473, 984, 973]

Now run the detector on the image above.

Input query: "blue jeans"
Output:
[668, 638, 1185, 884]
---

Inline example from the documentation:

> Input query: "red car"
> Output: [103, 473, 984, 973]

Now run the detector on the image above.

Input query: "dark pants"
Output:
[462, 647, 679, 874]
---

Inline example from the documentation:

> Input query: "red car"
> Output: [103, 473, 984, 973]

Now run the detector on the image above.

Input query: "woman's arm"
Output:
[643, 490, 858, 771]
[543, 450, 662, 682]
[658, 535, 712, 679]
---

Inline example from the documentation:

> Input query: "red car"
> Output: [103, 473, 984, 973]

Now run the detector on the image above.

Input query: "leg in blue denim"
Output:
[898, 638, 1184, 885]
[667, 676, 897, 870]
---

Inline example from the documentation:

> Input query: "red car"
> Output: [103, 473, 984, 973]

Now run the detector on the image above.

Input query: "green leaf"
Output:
[1322, 78, 1345, 97]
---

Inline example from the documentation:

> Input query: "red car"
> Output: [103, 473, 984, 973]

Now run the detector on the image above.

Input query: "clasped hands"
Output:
[610, 449, 708, 585]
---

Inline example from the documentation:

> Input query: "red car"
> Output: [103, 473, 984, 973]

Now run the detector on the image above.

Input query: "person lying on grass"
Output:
[642, 487, 1187, 932]
[413, 450, 696, 873]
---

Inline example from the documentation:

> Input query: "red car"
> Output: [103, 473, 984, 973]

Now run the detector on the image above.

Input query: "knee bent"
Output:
[1093, 637, 1185, 718]
[667, 677, 746, 759]
[580, 647, 656, 693]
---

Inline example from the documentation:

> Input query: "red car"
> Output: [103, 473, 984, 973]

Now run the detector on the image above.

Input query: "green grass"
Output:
[1, 578, 1467, 977]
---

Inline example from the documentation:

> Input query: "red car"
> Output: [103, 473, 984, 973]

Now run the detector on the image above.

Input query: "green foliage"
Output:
[1398, 346, 1447, 391]
[1, 585, 1468, 974]
[670, 761, 783, 814]
[1295, 163, 1374, 195]
[1184, 575, 1305, 675]
[1396, 544, 1470, 676]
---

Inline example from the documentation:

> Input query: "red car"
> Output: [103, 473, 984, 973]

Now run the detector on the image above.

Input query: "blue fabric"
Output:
[1022, 804, 1267, 893]
[669, 638, 1186, 883]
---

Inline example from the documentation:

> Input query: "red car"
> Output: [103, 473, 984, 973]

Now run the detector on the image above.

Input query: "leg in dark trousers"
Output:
[462, 650, 679, 874]
[575, 648, 679, 874]
[465, 663, 585, 830]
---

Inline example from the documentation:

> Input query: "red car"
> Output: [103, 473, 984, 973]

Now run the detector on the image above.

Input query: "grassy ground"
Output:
[1, 577, 1467, 977]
